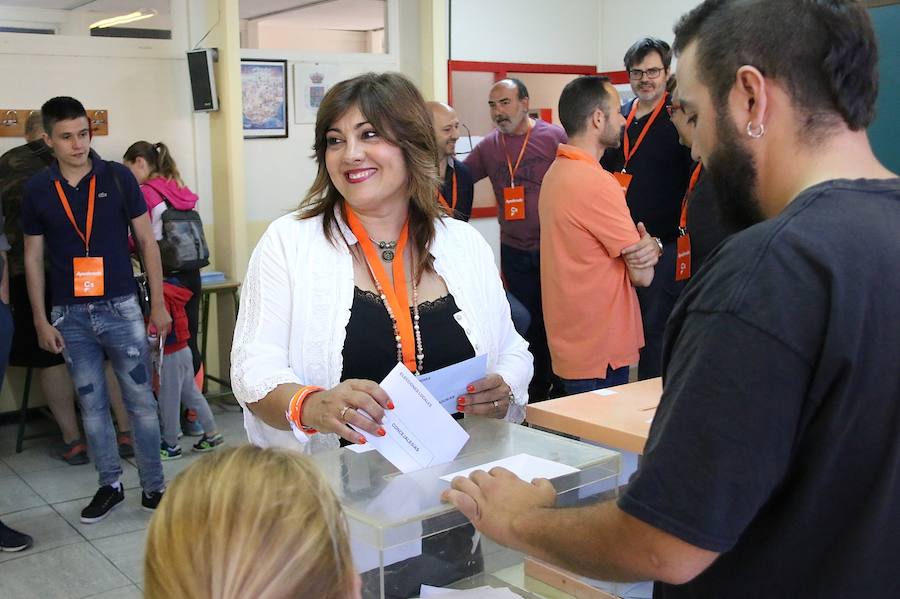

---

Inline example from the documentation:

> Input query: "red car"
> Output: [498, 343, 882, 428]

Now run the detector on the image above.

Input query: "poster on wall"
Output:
[241, 59, 288, 138]
[293, 62, 339, 124]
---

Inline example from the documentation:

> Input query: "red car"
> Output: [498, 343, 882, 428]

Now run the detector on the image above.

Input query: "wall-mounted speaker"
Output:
[186, 48, 219, 112]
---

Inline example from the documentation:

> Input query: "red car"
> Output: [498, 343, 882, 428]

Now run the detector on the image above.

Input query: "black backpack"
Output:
[156, 194, 210, 273]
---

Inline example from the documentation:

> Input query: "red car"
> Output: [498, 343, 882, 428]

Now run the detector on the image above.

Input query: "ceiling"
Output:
[241, 0, 385, 31]
[0, 0, 386, 30]
[0, 0, 169, 11]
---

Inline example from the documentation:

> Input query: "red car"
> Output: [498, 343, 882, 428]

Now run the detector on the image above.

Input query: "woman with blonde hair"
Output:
[145, 445, 360, 599]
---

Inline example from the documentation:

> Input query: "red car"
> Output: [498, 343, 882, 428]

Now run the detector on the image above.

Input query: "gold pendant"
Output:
[381, 249, 395, 261]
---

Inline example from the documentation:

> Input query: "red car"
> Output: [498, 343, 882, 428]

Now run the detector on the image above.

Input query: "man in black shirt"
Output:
[443, 2, 900, 597]
[427, 101, 474, 222]
[601, 38, 694, 380]
[666, 81, 738, 274]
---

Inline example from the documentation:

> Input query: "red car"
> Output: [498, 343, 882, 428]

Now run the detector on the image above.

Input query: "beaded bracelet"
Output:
[286, 385, 324, 434]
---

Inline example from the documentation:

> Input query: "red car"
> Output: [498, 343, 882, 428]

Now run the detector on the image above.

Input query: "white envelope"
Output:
[416, 354, 488, 414]
[352, 363, 470, 473]
[440, 453, 579, 483]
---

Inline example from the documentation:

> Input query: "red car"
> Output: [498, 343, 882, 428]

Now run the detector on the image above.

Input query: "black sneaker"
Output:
[80, 485, 125, 524]
[0, 520, 33, 552]
[141, 489, 164, 512]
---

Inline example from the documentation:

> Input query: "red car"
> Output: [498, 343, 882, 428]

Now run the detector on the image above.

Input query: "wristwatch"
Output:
[654, 237, 664, 256]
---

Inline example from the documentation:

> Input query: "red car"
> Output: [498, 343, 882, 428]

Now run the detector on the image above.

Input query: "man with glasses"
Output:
[601, 37, 694, 380]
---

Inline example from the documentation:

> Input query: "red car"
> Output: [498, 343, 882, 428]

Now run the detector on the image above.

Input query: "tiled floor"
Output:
[0, 399, 247, 599]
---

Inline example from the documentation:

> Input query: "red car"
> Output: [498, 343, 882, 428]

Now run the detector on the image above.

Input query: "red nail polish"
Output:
[457, 396, 466, 405]
[387, 400, 395, 410]
[377, 428, 386, 437]
[467, 385, 476, 393]
[358, 436, 367, 445]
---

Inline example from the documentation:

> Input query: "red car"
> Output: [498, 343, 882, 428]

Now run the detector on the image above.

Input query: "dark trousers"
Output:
[172, 269, 201, 374]
[500, 244, 552, 401]
[636, 240, 685, 379]
[0, 301, 12, 386]
[553, 365, 630, 398]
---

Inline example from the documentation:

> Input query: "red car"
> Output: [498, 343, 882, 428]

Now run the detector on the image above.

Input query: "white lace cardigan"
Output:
[231, 209, 533, 452]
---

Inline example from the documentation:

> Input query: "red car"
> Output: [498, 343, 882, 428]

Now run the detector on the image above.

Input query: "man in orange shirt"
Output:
[540, 76, 659, 396]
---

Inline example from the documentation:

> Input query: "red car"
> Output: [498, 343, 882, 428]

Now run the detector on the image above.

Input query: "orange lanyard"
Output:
[679, 163, 703, 232]
[622, 93, 668, 171]
[344, 206, 417, 373]
[500, 119, 533, 187]
[54, 175, 96, 256]
[438, 169, 458, 213]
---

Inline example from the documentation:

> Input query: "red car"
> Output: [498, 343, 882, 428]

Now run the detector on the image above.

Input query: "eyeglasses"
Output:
[628, 67, 664, 81]
[666, 103, 683, 117]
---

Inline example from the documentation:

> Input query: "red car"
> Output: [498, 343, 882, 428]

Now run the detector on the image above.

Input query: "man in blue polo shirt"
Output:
[22, 97, 170, 523]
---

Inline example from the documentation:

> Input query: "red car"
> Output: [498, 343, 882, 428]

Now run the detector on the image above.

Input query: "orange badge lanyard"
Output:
[54, 175, 96, 256]
[500, 119, 533, 187]
[344, 206, 417, 373]
[679, 163, 703, 233]
[438, 169, 458, 212]
[622, 92, 669, 172]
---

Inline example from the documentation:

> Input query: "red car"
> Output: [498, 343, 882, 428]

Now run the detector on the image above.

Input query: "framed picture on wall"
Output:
[293, 62, 340, 124]
[241, 59, 288, 138]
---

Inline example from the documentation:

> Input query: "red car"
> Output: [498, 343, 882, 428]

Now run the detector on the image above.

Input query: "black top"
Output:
[442, 158, 474, 222]
[684, 168, 739, 274]
[600, 99, 694, 242]
[618, 178, 900, 598]
[341, 287, 475, 383]
[0, 139, 54, 276]
[21, 151, 146, 305]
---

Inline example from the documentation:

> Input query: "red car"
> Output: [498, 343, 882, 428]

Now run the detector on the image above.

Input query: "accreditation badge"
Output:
[675, 234, 692, 281]
[72, 257, 104, 297]
[503, 186, 526, 221]
[612, 171, 633, 194]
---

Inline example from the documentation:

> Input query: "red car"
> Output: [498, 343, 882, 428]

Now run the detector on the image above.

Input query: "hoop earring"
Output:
[746, 121, 765, 139]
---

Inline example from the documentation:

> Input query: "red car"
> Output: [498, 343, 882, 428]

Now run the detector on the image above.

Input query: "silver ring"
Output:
[339, 406, 351, 422]
[492, 400, 499, 408]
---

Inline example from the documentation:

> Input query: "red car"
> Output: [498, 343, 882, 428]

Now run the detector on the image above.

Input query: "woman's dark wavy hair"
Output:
[673, 0, 878, 140]
[298, 72, 442, 279]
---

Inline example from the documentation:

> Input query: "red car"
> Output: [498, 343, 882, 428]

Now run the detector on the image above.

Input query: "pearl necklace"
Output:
[363, 248, 425, 373]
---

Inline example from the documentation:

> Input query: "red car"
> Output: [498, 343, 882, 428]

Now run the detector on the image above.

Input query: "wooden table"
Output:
[526, 378, 662, 454]
[199, 279, 240, 397]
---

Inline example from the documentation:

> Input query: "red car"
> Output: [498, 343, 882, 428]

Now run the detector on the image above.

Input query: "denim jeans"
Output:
[553, 365, 630, 398]
[51, 294, 164, 492]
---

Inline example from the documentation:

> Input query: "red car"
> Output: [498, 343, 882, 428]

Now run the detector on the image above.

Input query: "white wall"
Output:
[450, 0, 600, 65]
[247, 22, 370, 53]
[599, 0, 701, 71]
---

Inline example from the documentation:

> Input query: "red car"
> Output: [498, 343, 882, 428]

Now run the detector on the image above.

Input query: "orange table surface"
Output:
[526, 378, 662, 454]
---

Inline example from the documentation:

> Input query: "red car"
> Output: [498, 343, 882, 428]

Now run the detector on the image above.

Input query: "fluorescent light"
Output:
[90, 9, 158, 29]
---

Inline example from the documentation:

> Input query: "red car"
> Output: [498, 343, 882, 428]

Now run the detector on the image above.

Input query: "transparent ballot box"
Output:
[309, 418, 621, 599]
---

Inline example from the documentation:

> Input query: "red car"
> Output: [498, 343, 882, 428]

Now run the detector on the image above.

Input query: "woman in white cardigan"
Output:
[231, 72, 532, 452]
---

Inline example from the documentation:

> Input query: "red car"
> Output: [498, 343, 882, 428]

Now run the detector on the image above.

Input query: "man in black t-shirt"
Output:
[443, 3, 900, 597]
[601, 37, 694, 380]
